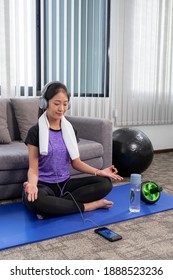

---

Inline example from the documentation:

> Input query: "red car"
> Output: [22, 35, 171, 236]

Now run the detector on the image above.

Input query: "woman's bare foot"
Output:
[84, 199, 113, 212]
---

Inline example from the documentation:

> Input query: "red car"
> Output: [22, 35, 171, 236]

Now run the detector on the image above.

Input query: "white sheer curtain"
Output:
[0, 0, 37, 97]
[110, 0, 173, 126]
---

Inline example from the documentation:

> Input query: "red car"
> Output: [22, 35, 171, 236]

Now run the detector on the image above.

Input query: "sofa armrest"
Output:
[66, 116, 112, 169]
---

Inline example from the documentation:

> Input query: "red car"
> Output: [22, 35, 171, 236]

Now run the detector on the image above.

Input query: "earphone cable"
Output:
[50, 138, 100, 228]
[55, 179, 100, 228]
[62, 190, 100, 228]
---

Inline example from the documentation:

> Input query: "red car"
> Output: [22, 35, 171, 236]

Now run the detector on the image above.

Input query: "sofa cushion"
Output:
[0, 139, 103, 170]
[69, 138, 104, 176]
[0, 142, 28, 170]
[69, 157, 103, 177]
[11, 98, 39, 142]
[0, 99, 12, 144]
[0, 170, 27, 184]
[7, 99, 21, 141]
[0, 183, 23, 200]
[78, 138, 103, 160]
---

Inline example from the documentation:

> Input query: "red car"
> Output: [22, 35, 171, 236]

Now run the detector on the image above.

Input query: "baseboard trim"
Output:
[154, 149, 173, 154]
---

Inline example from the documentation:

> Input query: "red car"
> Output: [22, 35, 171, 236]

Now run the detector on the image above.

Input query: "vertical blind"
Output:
[0, 0, 37, 97]
[41, 0, 110, 118]
[110, 0, 173, 126]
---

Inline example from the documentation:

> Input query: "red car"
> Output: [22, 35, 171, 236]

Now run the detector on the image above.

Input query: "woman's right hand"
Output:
[23, 181, 38, 202]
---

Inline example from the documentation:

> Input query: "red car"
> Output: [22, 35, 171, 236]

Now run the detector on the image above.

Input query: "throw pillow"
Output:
[0, 99, 12, 144]
[11, 98, 39, 142]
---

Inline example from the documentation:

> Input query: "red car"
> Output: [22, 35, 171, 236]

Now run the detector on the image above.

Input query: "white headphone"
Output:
[39, 81, 71, 110]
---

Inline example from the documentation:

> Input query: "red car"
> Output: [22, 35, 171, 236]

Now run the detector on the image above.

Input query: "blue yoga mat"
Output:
[0, 184, 173, 250]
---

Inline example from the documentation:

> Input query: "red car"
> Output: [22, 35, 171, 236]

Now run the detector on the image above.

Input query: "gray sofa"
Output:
[0, 98, 112, 201]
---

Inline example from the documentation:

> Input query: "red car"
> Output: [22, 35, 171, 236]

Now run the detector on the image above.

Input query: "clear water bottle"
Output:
[129, 173, 141, 213]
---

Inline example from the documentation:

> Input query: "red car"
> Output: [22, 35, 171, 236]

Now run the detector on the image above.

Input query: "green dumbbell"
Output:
[141, 181, 163, 204]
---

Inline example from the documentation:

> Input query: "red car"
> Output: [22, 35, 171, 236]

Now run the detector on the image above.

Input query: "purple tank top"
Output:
[38, 129, 70, 183]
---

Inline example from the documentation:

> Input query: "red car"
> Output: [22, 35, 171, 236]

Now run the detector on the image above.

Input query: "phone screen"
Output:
[95, 227, 122, 241]
[98, 228, 119, 238]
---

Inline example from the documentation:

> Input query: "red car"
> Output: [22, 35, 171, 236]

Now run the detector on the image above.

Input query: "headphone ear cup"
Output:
[39, 96, 48, 110]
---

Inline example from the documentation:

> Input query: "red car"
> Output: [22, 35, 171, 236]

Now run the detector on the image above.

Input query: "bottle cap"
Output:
[130, 173, 141, 184]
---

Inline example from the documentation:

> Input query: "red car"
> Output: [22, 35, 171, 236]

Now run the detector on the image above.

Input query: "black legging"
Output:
[23, 176, 112, 218]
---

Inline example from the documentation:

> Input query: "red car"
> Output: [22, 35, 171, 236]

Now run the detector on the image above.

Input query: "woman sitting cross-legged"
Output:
[23, 81, 123, 219]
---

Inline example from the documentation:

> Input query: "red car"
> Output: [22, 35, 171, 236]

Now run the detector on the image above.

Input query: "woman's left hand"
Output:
[97, 165, 124, 180]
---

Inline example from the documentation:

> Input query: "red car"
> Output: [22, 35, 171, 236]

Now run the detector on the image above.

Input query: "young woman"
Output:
[23, 81, 123, 219]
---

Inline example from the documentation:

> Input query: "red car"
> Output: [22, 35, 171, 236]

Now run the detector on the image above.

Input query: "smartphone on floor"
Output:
[95, 227, 122, 242]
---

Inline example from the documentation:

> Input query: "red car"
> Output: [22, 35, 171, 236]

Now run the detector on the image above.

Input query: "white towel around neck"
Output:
[38, 111, 79, 160]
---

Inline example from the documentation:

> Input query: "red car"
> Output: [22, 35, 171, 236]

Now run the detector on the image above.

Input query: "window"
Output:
[1, 0, 110, 120]
[39, 0, 110, 97]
